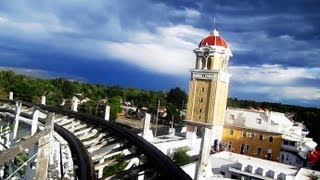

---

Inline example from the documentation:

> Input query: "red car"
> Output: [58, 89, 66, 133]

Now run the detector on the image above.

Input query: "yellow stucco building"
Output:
[222, 126, 282, 161]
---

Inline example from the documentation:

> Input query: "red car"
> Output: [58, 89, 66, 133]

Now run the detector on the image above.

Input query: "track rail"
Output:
[0, 99, 191, 180]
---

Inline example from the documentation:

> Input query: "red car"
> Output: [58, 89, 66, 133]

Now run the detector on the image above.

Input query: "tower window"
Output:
[201, 87, 205, 92]
[269, 136, 274, 142]
[199, 98, 203, 102]
[259, 134, 263, 140]
[199, 115, 201, 119]
[230, 114, 235, 120]
[199, 109, 202, 113]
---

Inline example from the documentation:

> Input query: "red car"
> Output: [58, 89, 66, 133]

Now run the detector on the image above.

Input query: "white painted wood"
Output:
[105, 105, 110, 121]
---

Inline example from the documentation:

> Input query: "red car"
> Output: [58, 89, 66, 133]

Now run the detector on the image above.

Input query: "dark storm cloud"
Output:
[0, 0, 319, 106]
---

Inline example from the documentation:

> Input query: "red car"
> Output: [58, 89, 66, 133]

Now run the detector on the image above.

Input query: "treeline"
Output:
[0, 70, 319, 145]
[0, 71, 187, 123]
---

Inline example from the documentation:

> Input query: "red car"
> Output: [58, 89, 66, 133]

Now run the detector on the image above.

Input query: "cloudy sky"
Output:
[0, 0, 319, 107]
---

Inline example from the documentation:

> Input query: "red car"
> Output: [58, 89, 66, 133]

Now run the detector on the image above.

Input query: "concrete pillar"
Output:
[195, 128, 213, 180]
[186, 125, 197, 150]
[41, 96, 46, 105]
[12, 102, 21, 141]
[168, 128, 175, 136]
[104, 105, 110, 121]
[142, 113, 151, 137]
[71, 97, 80, 112]
[267, 111, 272, 132]
[142, 113, 153, 141]
[9, 92, 13, 100]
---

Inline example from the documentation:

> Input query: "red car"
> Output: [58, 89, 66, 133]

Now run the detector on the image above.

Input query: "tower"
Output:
[185, 29, 233, 149]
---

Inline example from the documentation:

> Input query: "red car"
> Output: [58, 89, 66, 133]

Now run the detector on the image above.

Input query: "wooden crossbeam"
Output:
[0, 129, 50, 165]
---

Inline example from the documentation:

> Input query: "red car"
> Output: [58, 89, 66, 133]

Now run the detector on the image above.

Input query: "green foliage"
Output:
[172, 148, 193, 166]
[0, 70, 319, 148]
[166, 103, 181, 126]
[109, 96, 122, 122]
[51, 78, 77, 99]
[167, 87, 187, 110]
[103, 154, 128, 177]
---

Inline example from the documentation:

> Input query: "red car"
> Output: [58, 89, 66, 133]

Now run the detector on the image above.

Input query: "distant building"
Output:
[222, 107, 317, 166]
[182, 151, 320, 180]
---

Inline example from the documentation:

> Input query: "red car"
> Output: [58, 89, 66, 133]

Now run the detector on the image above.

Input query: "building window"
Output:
[202, 74, 206, 77]
[289, 141, 296, 146]
[256, 118, 262, 124]
[229, 129, 234, 135]
[269, 136, 274, 142]
[259, 134, 263, 140]
[250, 133, 255, 138]
[228, 141, 233, 150]
[283, 140, 289, 145]
[242, 131, 247, 138]
[201, 87, 205, 91]
[296, 158, 302, 164]
[199, 98, 203, 102]
[246, 144, 250, 151]
[199, 109, 202, 113]
[199, 115, 201, 119]
[257, 147, 262, 156]
[230, 114, 235, 120]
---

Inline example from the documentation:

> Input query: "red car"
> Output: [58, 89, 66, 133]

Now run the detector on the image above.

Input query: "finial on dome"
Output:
[211, 29, 220, 36]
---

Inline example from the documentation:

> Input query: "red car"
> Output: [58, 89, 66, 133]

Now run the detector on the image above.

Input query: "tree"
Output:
[167, 87, 187, 110]
[166, 103, 181, 126]
[109, 96, 122, 122]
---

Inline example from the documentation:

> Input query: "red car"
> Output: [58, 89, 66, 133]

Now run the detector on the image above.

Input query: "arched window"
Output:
[207, 57, 212, 70]
[196, 58, 200, 69]
[201, 58, 206, 69]
[269, 136, 274, 142]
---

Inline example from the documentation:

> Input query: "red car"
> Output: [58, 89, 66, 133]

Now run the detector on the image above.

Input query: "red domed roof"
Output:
[199, 29, 228, 48]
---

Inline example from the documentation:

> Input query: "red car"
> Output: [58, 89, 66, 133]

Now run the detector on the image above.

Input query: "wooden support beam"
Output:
[0, 129, 50, 165]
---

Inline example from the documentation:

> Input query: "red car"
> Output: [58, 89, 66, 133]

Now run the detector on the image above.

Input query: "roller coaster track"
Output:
[0, 99, 191, 180]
